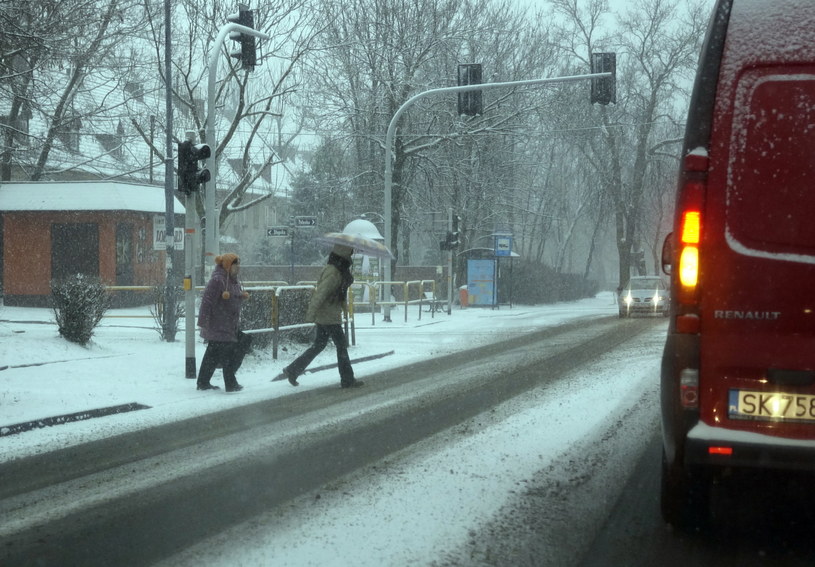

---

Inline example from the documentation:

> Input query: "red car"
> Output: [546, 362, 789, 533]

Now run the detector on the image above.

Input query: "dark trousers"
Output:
[285, 324, 354, 385]
[198, 333, 252, 388]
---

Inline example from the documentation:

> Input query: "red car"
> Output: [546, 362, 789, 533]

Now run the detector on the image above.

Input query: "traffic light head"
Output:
[457, 63, 483, 116]
[590, 52, 616, 105]
[227, 5, 257, 71]
[440, 230, 460, 251]
[177, 141, 211, 194]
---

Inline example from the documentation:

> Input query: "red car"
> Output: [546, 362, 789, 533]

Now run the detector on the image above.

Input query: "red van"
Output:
[660, 0, 815, 528]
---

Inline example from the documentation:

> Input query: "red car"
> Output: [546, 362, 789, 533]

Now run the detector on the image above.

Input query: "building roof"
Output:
[0, 181, 185, 214]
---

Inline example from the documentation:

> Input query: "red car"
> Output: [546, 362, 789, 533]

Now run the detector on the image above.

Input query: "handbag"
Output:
[236, 329, 253, 355]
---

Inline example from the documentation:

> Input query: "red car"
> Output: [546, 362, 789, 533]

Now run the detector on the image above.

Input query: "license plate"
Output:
[729, 390, 815, 422]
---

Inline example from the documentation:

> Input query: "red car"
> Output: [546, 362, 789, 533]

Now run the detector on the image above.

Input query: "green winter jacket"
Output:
[306, 263, 346, 325]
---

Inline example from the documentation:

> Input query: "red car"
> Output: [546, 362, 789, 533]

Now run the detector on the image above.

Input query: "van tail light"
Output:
[680, 368, 699, 408]
[675, 153, 707, 315]
[680, 210, 701, 244]
[678, 242, 699, 287]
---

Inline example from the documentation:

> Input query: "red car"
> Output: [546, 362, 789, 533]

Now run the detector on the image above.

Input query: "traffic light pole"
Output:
[381, 71, 612, 321]
[183, 130, 198, 378]
[447, 207, 454, 315]
[162, 0, 177, 343]
[204, 22, 270, 272]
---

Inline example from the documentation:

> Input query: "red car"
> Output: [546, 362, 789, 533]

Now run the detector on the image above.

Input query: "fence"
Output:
[104, 279, 445, 359]
[373, 280, 441, 322]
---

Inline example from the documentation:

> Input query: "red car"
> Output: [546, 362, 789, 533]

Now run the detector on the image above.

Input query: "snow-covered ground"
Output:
[0, 293, 667, 565]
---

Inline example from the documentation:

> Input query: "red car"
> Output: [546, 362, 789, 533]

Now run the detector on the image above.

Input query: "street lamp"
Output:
[204, 21, 270, 273]
[360, 211, 385, 224]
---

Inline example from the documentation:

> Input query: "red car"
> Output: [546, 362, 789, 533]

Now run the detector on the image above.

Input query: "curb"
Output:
[0, 403, 151, 437]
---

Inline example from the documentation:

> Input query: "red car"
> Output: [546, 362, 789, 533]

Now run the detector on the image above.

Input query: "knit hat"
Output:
[332, 244, 354, 258]
[216, 253, 239, 272]
[215, 253, 240, 299]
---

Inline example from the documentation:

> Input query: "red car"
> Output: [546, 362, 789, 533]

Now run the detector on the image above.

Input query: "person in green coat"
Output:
[281, 244, 363, 388]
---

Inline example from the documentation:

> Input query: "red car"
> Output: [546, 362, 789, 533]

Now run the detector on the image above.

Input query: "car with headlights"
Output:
[660, 0, 815, 531]
[618, 276, 669, 318]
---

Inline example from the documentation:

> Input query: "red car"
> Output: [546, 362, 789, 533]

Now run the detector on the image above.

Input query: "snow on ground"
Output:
[0, 292, 667, 565]
[0, 293, 620, 461]
[165, 323, 664, 567]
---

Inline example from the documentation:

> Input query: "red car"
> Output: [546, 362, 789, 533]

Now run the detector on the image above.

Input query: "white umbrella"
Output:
[316, 232, 395, 259]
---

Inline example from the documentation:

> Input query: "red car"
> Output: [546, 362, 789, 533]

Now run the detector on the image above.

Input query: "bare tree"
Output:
[0, 0, 145, 181]
[304, 0, 557, 279]
[549, 0, 706, 288]
[132, 0, 321, 233]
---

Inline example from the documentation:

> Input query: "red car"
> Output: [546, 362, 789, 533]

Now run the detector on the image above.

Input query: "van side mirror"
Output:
[661, 233, 673, 275]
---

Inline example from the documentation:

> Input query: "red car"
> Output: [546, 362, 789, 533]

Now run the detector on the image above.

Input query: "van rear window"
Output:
[727, 70, 815, 257]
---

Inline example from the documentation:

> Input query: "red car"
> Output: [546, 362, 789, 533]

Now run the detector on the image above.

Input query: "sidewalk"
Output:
[0, 295, 618, 461]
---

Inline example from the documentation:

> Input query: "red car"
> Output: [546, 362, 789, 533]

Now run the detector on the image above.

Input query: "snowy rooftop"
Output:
[0, 181, 185, 214]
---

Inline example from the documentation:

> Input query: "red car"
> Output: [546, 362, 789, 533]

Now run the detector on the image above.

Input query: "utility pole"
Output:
[162, 0, 177, 343]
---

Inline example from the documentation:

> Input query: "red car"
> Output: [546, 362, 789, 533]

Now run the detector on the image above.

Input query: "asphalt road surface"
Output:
[0, 315, 665, 566]
[580, 435, 815, 567]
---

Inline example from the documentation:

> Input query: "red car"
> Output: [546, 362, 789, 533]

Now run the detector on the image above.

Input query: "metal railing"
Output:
[103, 279, 445, 356]
[373, 279, 440, 322]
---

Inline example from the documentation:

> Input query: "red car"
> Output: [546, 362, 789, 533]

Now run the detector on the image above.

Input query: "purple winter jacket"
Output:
[197, 265, 245, 342]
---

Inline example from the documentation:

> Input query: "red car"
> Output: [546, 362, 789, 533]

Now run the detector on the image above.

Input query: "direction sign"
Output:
[295, 216, 317, 227]
[267, 226, 289, 237]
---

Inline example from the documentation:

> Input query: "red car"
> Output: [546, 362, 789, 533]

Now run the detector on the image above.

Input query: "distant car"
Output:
[618, 276, 669, 318]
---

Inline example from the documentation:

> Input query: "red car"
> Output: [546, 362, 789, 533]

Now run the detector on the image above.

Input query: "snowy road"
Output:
[0, 315, 665, 566]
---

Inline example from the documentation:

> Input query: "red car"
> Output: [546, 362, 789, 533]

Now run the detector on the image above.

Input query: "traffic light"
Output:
[177, 140, 211, 195]
[227, 4, 257, 71]
[451, 214, 461, 246]
[440, 216, 461, 250]
[457, 63, 483, 116]
[590, 52, 616, 105]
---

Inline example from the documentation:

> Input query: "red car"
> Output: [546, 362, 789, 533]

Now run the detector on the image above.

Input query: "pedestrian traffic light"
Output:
[177, 140, 211, 195]
[457, 63, 483, 116]
[590, 52, 616, 105]
[227, 4, 257, 71]
[440, 231, 460, 251]
[451, 215, 461, 246]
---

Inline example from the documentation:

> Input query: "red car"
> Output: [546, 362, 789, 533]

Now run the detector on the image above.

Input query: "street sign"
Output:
[295, 216, 317, 227]
[153, 215, 184, 251]
[267, 226, 289, 237]
[494, 235, 512, 256]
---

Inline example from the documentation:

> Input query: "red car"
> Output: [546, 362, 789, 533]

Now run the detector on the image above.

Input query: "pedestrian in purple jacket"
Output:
[197, 253, 251, 392]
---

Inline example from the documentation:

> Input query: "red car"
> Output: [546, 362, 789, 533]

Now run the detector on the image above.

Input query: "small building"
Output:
[0, 181, 184, 307]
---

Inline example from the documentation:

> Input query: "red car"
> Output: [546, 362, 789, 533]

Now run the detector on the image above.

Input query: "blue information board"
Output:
[467, 259, 497, 306]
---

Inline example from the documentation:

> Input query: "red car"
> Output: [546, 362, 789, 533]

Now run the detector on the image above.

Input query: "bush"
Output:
[499, 260, 598, 305]
[51, 274, 111, 345]
[149, 285, 184, 341]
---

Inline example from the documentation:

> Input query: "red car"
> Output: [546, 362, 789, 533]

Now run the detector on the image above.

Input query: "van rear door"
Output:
[700, 3, 815, 439]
